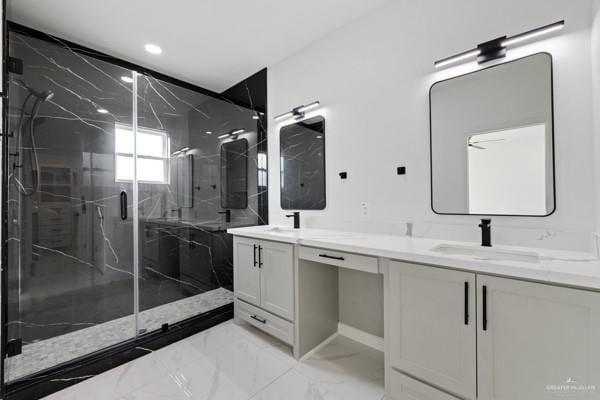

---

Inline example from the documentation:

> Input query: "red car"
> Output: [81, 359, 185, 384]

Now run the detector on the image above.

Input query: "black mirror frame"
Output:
[279, 116, 326, 211]
[428, 52, 556, 217]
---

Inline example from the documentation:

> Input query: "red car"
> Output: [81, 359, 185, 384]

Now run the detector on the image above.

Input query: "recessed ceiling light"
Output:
[121, 76, 134, 83]
[145, 43, 162, 55]
[206, 131, 212, 135]
[97, 108, 108, 114]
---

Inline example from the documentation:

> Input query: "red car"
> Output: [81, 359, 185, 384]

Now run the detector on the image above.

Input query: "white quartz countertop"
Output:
[227, 225, 600, 292]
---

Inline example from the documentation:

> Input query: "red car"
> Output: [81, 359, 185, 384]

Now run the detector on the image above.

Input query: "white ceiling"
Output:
[8, 0, 390, 92]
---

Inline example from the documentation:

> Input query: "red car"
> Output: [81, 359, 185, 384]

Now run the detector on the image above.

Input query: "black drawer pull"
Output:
[482, 285, 488, 331]
[319, 254, 345, 261]
[120, 191, 128, 220]
[253, 244, 257, 267]
[258, 245, 263, 268]
[464, 281, 469, 325]
[251, 315, 266, 324]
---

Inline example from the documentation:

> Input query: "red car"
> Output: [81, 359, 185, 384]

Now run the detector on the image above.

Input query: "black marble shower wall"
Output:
[4, 26, 266, 384]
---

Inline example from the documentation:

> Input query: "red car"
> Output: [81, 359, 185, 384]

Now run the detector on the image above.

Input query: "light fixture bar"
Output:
[434, 20, 564, 69]
[297, 101, 320, 113]
[502, 20, 564, 47]
[217, 129, 244, 140]
[274, 111, 294, 121]
[274, 100, 321, 121]
[434, 49, 481, 68]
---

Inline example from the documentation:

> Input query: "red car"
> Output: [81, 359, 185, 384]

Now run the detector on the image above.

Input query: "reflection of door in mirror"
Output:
[467, 124, 546, 215]
[429, 53, 554, 216]
[280, 116, 326, 210]
[220, 139, 248, 209]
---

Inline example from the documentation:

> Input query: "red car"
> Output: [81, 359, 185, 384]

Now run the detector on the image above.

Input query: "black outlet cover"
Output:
[397, 166, 406, 175]
[339, 172, 348, 179]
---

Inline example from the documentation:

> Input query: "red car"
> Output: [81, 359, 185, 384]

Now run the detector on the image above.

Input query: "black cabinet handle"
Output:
[251, 315, 266, 324]
[319, 254, 345, 261]
[482, 285, 488, 331]
[464, 282, 469, 325]
[120, 191, 127, 220]
[258, 245, 263, 268]
[253, 244, 257, 267]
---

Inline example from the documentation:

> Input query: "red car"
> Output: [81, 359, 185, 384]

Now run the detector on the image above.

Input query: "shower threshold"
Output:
[5, 287, 233, 382]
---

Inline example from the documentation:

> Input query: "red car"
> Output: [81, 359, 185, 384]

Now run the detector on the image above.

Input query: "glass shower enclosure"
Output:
[3, 26, 266, 384]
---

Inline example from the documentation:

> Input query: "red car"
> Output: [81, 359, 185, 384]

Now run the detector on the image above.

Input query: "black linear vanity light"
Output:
[217, 129, 245, 140]
[434, 20, 564, 68]
[274, 101, 320, 121]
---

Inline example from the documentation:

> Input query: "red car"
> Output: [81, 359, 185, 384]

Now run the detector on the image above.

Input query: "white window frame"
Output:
[114, 123, 170, 184]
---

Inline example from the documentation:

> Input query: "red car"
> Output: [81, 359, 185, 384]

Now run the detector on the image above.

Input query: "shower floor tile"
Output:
[42, 321, 384, 400]
[5, 287, 233, 382]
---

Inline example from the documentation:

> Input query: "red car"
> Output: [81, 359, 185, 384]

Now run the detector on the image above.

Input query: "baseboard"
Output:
[337, 322, 384, 352]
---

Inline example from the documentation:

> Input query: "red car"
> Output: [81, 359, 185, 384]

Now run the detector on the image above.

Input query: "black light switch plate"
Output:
[397, 166, 406, 175]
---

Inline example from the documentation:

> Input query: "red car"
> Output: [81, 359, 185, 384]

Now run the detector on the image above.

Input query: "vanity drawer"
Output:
[389, 369, 460, 400]
[235, 299, 294, 345]
[299, 246, 378, 274]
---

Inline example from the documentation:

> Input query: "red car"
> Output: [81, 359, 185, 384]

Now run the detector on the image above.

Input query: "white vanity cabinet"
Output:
[233, 236, 294, 321]
[388, 262, 600, 400]
[477, 275, 600, 400]
[389, 261, 477, 400]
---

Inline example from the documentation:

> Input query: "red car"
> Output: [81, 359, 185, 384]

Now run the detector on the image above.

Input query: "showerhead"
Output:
[15, 79, 54, 102]
[39, 90, 54, 102]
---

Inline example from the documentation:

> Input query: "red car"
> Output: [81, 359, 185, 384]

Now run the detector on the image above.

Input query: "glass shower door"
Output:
[4, 25, 265, 386]
[133, 73, 260, 334]
[5, 30, 137, 381]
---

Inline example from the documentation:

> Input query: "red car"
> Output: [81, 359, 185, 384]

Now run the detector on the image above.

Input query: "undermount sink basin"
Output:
[431, 244, 540, 263]
[265, 226, 298, 234]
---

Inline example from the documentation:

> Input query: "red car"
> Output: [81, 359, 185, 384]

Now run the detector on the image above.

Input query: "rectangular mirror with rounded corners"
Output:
[280, 116, 326, 210]
[430, 53, 555, 216]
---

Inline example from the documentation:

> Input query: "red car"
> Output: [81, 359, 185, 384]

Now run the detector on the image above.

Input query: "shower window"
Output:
[115, 124, 170, 183]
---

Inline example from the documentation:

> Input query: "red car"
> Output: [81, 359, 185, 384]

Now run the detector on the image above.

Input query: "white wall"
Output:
[268, 0, 596, 233]
[592, 0, 600, 232]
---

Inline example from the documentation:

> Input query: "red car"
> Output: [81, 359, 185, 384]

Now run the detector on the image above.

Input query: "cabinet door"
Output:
[389, 261, 476, 400]
[233, 236, 261, 306]
[477, 275, 600, 400]
[259, 240, 294, 320]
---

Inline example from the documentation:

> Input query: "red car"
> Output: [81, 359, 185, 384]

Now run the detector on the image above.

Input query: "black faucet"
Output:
[218, 209, 231, 223]
[286, 212, 300, 229]
[478, 218, 492, 247]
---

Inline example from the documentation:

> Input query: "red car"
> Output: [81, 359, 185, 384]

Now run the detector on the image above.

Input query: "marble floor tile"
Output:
[251, 368, 346, 400]
[43, 351, 168, 400]
[44, 321, 385, 400]
[293, 336, 385, 400]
